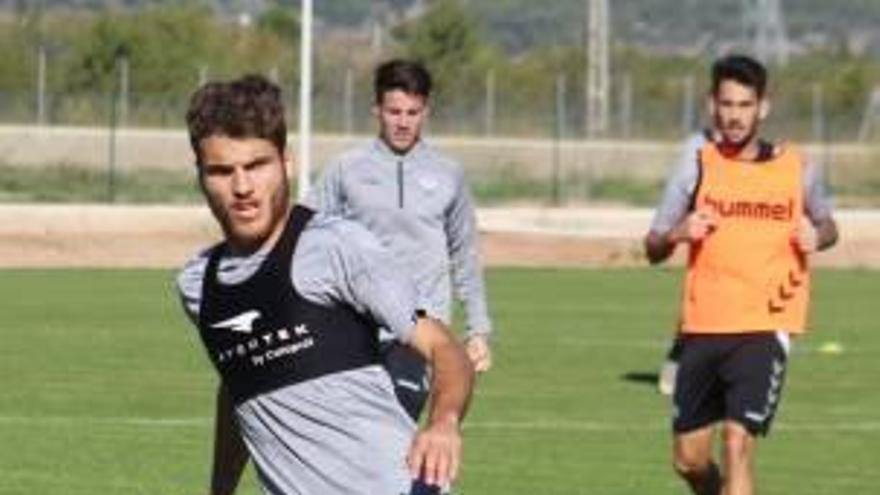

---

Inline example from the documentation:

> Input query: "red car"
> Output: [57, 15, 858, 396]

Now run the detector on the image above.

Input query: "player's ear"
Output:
[196, 167, 207, 193]
[758, 98, 771, 120]
[706, 95, 717, 119]
[283, 149, 295, 177]
[371, 95, 383, 119]
[193, 157, 207, 192]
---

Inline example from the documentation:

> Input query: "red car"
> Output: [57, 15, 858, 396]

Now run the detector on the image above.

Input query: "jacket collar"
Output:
[372, 137, 428, 162]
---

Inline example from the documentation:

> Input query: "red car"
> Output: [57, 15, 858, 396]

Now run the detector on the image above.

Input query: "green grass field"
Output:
[0, 268, 877, 494]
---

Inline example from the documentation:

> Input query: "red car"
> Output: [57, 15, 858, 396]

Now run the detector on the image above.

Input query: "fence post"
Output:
[343, 66, 354, 136]
[485, 69, 495, 137]
[119, 56, 129, 127]
[811, 83, 832, 188]
[36, 45, 46, 126]
[107, 56, 122, 203]
[552, 73, 567, 206]
[681, 75, 695, 136]
[619, 72, 632, 139]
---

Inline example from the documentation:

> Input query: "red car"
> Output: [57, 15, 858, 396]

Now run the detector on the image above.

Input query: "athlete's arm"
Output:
[463, 334, 492, 373]
[645, 211, 718, 264]
[794, 215, 839, 253]
[444, 168, 493, 371]
[644, 136, 703, 265]
[644, 230, 677, 264]
[175, 260, 250, 495]
[814, 215, 839, 251]
[294, 220, 475, 486]
[797, 160, 839, 253]
[207, 385, 249, 495]
[406, 316, 475, 487]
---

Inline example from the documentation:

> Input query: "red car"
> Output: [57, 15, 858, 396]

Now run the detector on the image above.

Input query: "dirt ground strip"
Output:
[0, 205, 878, 269]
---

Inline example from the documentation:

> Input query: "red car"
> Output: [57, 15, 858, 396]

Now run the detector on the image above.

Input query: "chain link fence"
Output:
[0, 63, 878, 206]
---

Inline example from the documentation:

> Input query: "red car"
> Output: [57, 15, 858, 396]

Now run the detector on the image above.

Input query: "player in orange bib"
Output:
[644, 55, 839, 495]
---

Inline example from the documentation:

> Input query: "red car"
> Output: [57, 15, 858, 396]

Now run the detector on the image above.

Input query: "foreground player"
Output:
[307, 59, 493, 419]
[644, 55, 838, 494]
[176, 74, 474, 495]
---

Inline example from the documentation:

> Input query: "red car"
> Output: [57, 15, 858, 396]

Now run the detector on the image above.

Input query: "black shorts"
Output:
[666, 334, 686, 361]
[672, 332, 789, 437]
[381, 341, 430, 421]
[407, 478, 442, 495]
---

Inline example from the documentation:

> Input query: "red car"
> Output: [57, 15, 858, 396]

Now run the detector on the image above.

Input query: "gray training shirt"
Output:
[649, 132, 834, 234]
[305, 138, 492, 338]
[177, 212, 419, 495]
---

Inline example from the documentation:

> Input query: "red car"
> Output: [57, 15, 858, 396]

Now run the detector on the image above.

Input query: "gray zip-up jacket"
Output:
[306, 138, 492, 338]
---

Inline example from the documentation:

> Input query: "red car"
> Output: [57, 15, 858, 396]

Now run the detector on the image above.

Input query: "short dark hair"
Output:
[186, 74, 286, 164]
[711, 55, 768, 98]
[374, 59, 432, 104]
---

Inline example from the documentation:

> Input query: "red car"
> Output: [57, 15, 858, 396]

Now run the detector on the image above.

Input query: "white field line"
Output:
[1, 415, 878, 433]
[552, 336, 879, 354]
[464, 420, 880, 433]
[0, 415, 210, 427]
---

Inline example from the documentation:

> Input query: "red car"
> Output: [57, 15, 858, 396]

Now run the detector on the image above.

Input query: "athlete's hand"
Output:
[792, 219, 818, 254]
[464, 335, 492, 373]
[407, 416, 463, 488]
[672, 210, 718, 243]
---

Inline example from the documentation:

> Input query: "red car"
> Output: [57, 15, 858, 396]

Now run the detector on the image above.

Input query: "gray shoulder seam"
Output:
[332, 143, 373, 168]
[301, 217, 356, 256]
[422, 144, 461, 170]
[176, 250, 210, 295]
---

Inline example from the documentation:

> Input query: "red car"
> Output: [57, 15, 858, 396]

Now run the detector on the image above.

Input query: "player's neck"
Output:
[377, 136, 421, 157]
[716, 136, 761, 161]
[226, 203, 293, 257]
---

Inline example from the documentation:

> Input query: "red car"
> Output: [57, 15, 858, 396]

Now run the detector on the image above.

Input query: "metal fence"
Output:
[3, 63, 877, 143]
[1, 61, 878, 207]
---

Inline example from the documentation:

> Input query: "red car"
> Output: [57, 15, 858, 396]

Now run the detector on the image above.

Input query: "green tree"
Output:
[0, 26, 37, 93]
[61, 4, 218, 94]
[394, 0, 486, 91]
[257, 3, 300, 43]
[59, 3, 301, 95]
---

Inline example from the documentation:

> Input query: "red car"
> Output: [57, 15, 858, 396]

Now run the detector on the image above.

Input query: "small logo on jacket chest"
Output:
[417, 174, 439, 192]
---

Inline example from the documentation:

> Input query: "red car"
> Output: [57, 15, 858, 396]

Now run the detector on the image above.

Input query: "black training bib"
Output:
[197, 206, 379, 404]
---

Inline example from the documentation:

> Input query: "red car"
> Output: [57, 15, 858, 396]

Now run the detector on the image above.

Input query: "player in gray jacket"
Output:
[178, 74, 474, 495]
[307, 60, 492, 418]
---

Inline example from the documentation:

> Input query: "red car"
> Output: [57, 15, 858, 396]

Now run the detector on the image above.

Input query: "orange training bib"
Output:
[681, 143, 809, 334]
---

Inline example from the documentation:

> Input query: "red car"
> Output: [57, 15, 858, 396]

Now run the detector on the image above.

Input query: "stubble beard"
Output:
[220, 184, 290, 254]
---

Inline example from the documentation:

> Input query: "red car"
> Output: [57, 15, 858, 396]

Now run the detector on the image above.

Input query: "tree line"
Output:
[0, 0, 877, 141]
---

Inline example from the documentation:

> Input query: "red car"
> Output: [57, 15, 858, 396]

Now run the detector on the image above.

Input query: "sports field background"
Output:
[0, 267, 876, 494]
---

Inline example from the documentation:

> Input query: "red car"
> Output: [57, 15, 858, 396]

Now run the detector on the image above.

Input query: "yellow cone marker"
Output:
[818, 341, 844, 355]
